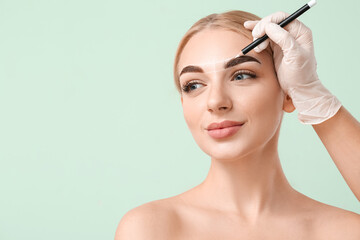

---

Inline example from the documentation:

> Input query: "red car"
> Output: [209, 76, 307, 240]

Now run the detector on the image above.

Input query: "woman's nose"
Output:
[207, 84, 232, 113]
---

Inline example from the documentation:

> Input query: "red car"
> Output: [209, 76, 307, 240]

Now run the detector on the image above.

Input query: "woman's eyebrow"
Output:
[179, 55, 261, 77]
[224, 55, 261, 68]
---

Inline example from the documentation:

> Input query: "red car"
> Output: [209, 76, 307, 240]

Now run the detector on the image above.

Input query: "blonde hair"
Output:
[173, 10, 270, 94]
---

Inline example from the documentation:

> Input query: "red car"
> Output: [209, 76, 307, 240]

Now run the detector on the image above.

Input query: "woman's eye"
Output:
[232, 71, 256, 81]
[182, 81, 203, 93]
[181, 71, 256, 93]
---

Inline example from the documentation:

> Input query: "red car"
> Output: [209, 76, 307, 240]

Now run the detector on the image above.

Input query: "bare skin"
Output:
[312, 105, 360, 202]
[115, 29, 360, 239]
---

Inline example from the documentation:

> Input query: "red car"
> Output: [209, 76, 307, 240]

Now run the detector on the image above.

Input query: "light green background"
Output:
[0, 0, 359, 239]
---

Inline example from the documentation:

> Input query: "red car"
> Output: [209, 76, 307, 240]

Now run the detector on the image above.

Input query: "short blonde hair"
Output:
[173, 10, 271, 94]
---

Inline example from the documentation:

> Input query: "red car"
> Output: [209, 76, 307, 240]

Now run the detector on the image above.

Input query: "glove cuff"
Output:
[288, 80, 342, 125]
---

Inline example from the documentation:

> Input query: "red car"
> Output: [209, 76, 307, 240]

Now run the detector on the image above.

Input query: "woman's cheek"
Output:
[182, 100, 199, 131]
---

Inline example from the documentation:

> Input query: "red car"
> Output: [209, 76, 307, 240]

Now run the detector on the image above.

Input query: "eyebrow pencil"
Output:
[241, 0, 317, 55]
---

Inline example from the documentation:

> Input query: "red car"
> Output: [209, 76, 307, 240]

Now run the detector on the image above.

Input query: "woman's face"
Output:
[178, 28, 292, 161]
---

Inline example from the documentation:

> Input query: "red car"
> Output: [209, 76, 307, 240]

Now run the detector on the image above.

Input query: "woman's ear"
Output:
[283, 93, 295, 113]
[181, 96, 183, 105]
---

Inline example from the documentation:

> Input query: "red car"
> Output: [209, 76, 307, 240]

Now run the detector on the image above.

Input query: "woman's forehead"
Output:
[179, 29, 252, 66]
[178, 29, 272, 75]
[180, 53, 242, 73]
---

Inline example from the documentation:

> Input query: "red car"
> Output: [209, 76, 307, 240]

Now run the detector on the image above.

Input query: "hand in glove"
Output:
[244, 11, 342, 125]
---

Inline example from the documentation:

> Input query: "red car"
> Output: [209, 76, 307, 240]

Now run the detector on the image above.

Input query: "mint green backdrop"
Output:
[0, 0, 359, 239]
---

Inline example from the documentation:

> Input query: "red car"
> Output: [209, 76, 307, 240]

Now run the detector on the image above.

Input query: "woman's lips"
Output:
[207, 123, 244, 139]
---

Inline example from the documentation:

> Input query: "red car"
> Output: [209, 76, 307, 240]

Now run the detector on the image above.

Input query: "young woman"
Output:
[116, 10, 360, 239]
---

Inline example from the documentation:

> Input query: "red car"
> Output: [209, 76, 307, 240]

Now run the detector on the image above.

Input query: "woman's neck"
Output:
[185, 138, 297, 225]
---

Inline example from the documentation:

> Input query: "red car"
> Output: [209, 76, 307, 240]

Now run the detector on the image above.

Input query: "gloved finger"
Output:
[244, 21, 270, 53]
[264, 22, 299, 54]
[285, 20, 314, 51]
[252, 11, 313, 50]
[244, 20, 259, 30]
[253, 38, 270, 53]
[252, 11, 290, 39]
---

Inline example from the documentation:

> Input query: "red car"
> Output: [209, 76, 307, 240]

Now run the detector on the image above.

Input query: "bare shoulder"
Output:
[114, 198, 179, 240]
[310, 199, 360, 239]
[322, 205, 360, 239]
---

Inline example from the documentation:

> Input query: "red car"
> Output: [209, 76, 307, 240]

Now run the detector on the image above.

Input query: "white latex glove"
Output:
[244, 11, 342, 125]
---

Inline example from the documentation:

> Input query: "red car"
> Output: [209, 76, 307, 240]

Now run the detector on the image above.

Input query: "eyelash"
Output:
[181, 70, 257, 93]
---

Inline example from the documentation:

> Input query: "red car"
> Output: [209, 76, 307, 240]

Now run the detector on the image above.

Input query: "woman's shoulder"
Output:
[115, 194, 360, 239]
[296, 194, 360, 239]
[114, 197, 181, 240]
[315, 202, 360, 238]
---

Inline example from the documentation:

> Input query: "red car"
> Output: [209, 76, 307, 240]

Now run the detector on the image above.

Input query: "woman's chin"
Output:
[196, 138, 263, 162]
[203, 148, 253, 162]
